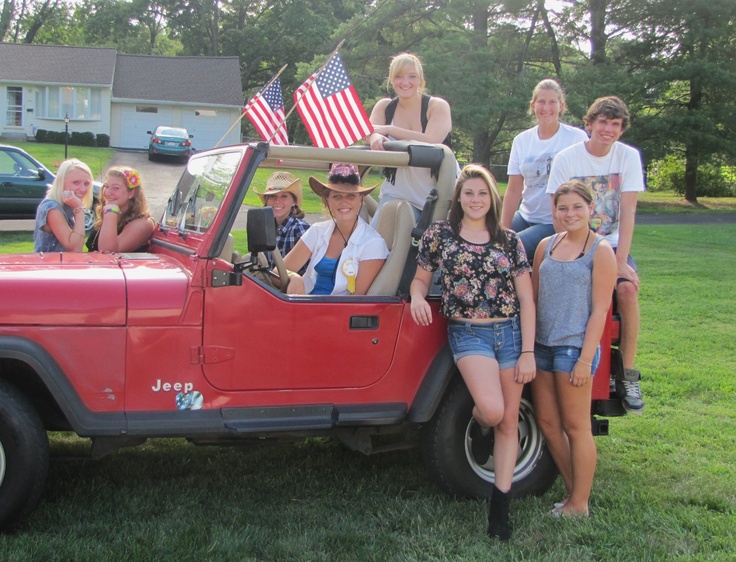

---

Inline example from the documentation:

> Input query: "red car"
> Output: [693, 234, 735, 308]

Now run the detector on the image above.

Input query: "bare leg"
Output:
[616, 280, 640, 368]
[456, 355, 504, 429]
[556, 374, 596, 515]
[492, 367, 525, 492]
[531, 370, 572, 497]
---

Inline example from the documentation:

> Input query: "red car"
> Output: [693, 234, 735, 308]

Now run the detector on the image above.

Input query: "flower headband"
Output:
[329, 163, 359, 178]
[123, 169, 141, 190]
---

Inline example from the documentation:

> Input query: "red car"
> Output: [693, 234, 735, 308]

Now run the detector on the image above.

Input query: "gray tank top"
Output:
[536, 233, 603, 348]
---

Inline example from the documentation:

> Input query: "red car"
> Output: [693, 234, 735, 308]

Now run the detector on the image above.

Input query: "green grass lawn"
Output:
[0, 224, 734, 560]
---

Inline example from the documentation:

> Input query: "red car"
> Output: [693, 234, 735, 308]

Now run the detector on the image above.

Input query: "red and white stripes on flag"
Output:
[294, 53, 373, 149]
[244, 78, 288, 145]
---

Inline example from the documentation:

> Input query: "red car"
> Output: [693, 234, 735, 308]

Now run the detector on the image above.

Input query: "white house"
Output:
[0, 43, 244, 150]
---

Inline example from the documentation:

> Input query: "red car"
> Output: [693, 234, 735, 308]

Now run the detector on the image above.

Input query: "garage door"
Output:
[119, 105, 173, 149]
[181, 109, 240, 151]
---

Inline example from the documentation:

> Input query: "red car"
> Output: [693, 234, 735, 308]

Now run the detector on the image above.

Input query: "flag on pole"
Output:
[294, 53, 373, 148]
[244, 78, 288, 145]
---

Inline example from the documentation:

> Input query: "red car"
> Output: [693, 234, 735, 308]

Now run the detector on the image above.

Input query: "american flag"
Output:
[294, 53, 373, 148]
[244, 78, 289, 145]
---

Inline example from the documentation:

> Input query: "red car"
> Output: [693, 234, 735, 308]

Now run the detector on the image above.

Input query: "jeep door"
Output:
[200, 280, 404, 393]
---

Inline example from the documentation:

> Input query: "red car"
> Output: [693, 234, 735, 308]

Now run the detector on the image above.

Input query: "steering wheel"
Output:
[269, 246, 290, 293]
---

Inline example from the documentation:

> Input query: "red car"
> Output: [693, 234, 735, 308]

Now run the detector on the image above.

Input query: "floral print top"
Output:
[417, 221, 531, 319]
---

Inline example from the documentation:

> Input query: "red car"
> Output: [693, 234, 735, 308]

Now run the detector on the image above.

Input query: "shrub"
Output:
[70, 131, 96, 147]
[35, 129, 48, 142]
[648, 155, 735, 197]
[96, 134, 110, 147]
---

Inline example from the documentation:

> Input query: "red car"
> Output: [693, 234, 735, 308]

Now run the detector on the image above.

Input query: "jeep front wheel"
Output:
[420, 377, 557, 499]
[0, 380, 49, 531]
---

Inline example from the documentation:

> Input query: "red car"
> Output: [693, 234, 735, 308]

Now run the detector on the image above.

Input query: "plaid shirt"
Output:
[267, 214, 311, 273]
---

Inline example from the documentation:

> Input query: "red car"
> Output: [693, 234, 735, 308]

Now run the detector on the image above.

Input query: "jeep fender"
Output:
[407, 344, 456, 423]
[0, 336, 125, 435]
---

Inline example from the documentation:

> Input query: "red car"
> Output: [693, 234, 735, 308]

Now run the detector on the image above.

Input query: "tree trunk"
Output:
[589, 0, 607, 64]
[683, 147, 699, 203]
[540, 1, 561, 75]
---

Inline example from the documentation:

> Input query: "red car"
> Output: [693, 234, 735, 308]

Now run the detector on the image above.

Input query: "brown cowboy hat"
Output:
[253, 171, 303, 207]
[308, 163, 380, 198]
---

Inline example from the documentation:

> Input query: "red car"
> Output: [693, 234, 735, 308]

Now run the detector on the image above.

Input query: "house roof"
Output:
[0, 43, 244, 108]
[0, 43, 117, 85]
[113, 54, 243, 107]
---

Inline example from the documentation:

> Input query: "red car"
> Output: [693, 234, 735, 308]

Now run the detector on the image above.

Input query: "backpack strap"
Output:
[397, 188, 439, 298]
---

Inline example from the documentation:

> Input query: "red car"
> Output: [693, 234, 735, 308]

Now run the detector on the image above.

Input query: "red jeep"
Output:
[0, 141, 628, 530]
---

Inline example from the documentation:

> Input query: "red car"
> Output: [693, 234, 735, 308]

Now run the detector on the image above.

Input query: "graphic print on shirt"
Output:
[520, 152, 556, 193]
[572, 173, 622, 237]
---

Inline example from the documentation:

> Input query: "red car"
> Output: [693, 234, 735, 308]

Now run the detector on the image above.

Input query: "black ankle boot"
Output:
[487, 485, 511, 541]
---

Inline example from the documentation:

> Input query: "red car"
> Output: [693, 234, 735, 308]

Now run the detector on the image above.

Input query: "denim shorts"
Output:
[447, 317, 521, 370]
[534, 343, 601, 375]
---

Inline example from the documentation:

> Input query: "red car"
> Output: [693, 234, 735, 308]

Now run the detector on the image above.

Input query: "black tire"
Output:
[420, 377, 557, 499]
[148, 152, 154, 161]
[0, 380, 49, 532]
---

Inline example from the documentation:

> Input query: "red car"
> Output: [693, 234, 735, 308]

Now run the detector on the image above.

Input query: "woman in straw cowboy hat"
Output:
[254, 171, 311, 273]
[282, 163, 388, 296]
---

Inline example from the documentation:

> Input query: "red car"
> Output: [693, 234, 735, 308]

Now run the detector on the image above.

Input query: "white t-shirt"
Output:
[300, 218, 389, 295]
[547, 141, 644, 247]
[507, 123, 588, 223]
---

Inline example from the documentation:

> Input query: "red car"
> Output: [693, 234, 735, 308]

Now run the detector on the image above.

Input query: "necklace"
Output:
[550, 228, 591, 259]
[333, 216, 358, 248]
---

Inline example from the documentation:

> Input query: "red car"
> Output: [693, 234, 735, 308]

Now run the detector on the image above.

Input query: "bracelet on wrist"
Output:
[104, 205, 120, 215]
[521, 351, 534, 354]
[577, 358, 592, 367]
[73, 207, 85, 215]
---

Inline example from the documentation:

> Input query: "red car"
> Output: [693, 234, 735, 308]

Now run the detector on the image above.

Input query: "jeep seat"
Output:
[367, 199, 415, 296]
[217, 233, 236, 262]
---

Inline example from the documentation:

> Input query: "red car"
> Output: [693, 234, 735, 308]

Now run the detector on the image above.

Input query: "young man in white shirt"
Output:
[546, 96, 645, 413]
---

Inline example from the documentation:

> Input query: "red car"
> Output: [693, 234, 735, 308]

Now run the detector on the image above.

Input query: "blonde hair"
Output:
[46, 158, 94, 209]
[94, 166, 152, 230]
[387, 53, 426, 95]
[528, 78, 567, 118]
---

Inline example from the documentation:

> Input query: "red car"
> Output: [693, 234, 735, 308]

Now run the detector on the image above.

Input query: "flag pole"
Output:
[277, 39, 346, 132]
[215, 64, 288, 148]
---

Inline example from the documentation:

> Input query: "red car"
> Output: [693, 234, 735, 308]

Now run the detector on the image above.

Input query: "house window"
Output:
[6, 87, 23, 126]
[136, 106, 158, 113]
[35, 86, 102, 120]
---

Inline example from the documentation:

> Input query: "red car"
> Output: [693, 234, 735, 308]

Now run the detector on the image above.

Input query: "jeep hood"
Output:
[0, 252, 192, 326]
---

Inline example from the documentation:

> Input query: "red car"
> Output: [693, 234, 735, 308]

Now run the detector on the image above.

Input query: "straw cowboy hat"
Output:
[253, 171, 303, 207]
[308, 163, 380, 198]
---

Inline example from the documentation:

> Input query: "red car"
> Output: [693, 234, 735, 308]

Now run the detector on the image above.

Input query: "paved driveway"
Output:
[105, 149, 186, 219]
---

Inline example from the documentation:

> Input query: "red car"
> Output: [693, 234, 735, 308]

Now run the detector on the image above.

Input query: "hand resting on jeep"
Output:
[281, 163, 388, 296]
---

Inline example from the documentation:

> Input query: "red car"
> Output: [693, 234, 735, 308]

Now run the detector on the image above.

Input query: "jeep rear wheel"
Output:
[0, 380, 49, 531]
[420, 378, 557, 499]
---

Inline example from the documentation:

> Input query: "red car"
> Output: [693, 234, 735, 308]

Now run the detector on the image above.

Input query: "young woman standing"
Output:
[531, 180, 616, 517]
[410, 164, 536, 541]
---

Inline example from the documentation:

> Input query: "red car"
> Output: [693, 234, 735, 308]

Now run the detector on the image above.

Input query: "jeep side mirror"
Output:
[37, 169, 46, 180]
[246, 207, 277, 253]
